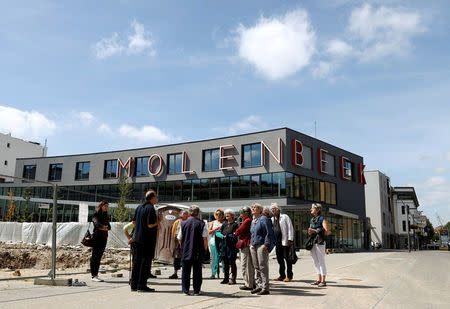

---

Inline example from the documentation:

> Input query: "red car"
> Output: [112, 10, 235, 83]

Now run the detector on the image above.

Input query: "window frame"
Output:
[103, 159, 118, 179]
[242, 142, 262, 168]
[75, 161, 90, 181]
[167, 153, 183, 175]
[202, 148, 220, 172]
[48, 163, 63, 182]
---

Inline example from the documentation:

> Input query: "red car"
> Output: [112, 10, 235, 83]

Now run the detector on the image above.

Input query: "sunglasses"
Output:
[216, 213, 224, 215]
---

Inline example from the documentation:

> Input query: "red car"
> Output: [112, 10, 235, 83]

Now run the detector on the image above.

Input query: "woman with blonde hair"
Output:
[208, 208, 224, 279]
[308, 203, 329, 287]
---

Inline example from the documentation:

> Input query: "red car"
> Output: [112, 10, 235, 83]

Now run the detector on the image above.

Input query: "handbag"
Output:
[81, 222, 95, 247]
[236, 239, 245, 249]
[305, 235, 314, 251]
[287, 245, 299, 264]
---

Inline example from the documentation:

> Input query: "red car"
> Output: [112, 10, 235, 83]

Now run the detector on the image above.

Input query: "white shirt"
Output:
[272, 213, 294, 246]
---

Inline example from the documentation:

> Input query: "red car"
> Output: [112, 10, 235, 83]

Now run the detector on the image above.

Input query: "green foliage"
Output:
[425, 219, 434, 240]
[19, 187, 34, 223]
[113, 176, 132, 222]
[431, 232, 440, 242]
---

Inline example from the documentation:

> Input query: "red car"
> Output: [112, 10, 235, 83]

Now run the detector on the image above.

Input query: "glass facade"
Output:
[243, 143, 261, 167]
[135, 157, 150, 177]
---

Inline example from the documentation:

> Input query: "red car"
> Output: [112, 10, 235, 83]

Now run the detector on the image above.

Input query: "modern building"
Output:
[392, 187, 420, 249]
[0, 128, 367, 249]
[0, 132, 47, 183]
[364, 170, 395, 248]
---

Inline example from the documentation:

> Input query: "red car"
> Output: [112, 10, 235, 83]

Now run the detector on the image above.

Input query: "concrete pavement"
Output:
[0, 250, 448, 309]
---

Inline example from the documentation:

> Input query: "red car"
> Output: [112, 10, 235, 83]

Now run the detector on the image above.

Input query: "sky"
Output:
[0, 0, 449, 226]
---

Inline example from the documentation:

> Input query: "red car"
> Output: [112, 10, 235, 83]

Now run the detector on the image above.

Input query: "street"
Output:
[0, 250, 448, 309]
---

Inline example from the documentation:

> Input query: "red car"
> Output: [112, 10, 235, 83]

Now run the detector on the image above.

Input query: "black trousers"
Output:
[90, 237, 107, 277]
[130, 243, 152, 289]
[276, 244, 293, 279]
[181, 259, 202, 294]
[174, 258, 181, 271]
[222, 258, 237, 281]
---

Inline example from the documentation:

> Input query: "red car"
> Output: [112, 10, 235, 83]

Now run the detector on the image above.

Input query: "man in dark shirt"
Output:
[130, 190, 159, 292]
[178, 205, 208, 296]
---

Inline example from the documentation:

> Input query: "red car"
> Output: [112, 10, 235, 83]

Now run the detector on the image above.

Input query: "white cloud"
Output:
[433, 167, 448, 174]
[127, 19, 156, 56]
[118, 125, 171, 143]
[326, 39, 354, 58]
[227, 115, 264, 135]
[98, 124, 113, 135]
[93, 20, 156, 59]
[236, 9, 316, 80]
[0, 106, 56, 140]
[312, 61, 334, 79]
[348, 4, 425, 60]
[92, 32, 124, 59]
[78, 112, 94, 124]
[445, 152, 450, 161]
[411, 176, 450, 223]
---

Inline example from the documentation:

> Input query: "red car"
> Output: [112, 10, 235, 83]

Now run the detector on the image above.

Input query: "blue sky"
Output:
[0, 0, 449, 225]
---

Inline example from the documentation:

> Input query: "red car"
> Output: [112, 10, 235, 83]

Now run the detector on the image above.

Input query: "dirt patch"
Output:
[0, 242, 129, 270]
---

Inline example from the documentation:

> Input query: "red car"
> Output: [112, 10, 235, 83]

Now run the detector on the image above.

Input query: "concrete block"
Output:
[34, 278, 73, 286]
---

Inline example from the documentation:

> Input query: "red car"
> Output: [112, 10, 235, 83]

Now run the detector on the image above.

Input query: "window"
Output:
[135, 157, 150, 177]
[243, 143, 261, 167]
[23, 165, 36, 180]
[261, 173, 272, 197]
[321, 152, 335, 176]
[75, 162, 90, 180]
[382, 212, 386, 226]
[7, 142, 10, 148]
[168, 153, 182, 174]
[4, 160, 7, 166]
[104, 160, 117, 178]
[402, 220, 406, 232]
[401, 205, 405, 215]
[203, 149, 220, 171]
[48, 163, 63, 181]
[343, 159, 353, 180]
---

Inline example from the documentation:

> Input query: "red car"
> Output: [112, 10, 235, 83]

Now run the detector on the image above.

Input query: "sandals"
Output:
[311, 280, 320, 285]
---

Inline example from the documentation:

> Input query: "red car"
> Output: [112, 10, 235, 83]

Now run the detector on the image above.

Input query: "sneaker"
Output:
[91, 276, 104, 282]
[251, 288, 262, 294]
[193, 291, 201, 296]
[273, 277, 284, 281]
[228, 280, 236, 285]
[318, 282, 327, 287]
[257, 290, 270, 295]
[310, 281, 320, 285]
[183, 291, 190, 296]
[220, 279, 229, 284]
[239, 286, 253, 291]
[169, 274, 178, 279]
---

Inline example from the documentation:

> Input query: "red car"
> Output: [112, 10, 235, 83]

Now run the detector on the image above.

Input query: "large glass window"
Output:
[210, 178, 219, 199]
[220, 177, 230, 199]
[168, 153, 182, 174]
[250, 175, 260, 198]
[273, 172, 286, 197]
[75, 162, 90, 180]
[261, 173, 272, 197]
[313, 179, 320, 202]
[23, 165, 36, 180]
[239, 176, 251, 198]
[135, 157, 150, 177]
[286, 173, 294, 198]
[230, 176, 240, 199]
[203, 149, 220, 171]
[104, 160, 117, 178]
[182, 180, 192, 201]
[48, 163, 63, 181]
[306, 177, 314, 201]
[243, 143, 261, 167]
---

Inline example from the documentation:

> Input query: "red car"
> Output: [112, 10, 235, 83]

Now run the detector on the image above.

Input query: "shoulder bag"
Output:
[81, 222, 96, 247]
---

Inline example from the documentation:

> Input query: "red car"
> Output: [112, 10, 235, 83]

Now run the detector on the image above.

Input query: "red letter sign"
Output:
[220, 145, 235, 170]
[358, 163, 366, 184]
[292, 139, 303, 167]
[148, 154, 164, 176]
[261, 138, 283, 166]
[117, 157, 133, 178]
[182, 151, 195, 174]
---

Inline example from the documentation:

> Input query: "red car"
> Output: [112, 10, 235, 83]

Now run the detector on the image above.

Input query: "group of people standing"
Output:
[88, 189, 329, 295]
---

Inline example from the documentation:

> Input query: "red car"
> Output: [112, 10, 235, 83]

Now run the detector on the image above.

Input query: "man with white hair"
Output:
[270, 203, 295, 282]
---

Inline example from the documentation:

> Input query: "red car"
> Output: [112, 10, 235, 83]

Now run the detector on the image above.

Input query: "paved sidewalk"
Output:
[0, 250, 448, 309]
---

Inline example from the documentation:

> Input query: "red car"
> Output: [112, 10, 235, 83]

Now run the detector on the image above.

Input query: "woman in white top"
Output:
[208, 208, 224, 279]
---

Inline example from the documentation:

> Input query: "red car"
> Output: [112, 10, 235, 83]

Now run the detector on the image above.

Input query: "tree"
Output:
[19, 187, 34, 222]
[425, 219, 435, 243]
[5, 190, 17, 221]
[113, 176, 132, 222]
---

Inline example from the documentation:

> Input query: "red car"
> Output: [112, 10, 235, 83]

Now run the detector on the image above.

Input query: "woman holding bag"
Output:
[308, 203, 329, 287]
[234, 206, 254, 290]
[90, 201, 111, 282]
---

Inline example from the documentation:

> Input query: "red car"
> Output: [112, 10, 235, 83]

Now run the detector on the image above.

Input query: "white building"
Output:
[392, 187, 420, 249]
[0, 133, 47, 182]
[364, 170, 395, 248]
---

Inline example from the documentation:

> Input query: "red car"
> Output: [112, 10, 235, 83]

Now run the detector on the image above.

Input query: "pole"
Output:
[407, 205, 411, 252]
[51, 184, 57, 279]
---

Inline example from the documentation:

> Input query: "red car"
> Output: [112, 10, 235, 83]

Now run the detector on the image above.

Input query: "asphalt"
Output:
[0, 250, 448, 309]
